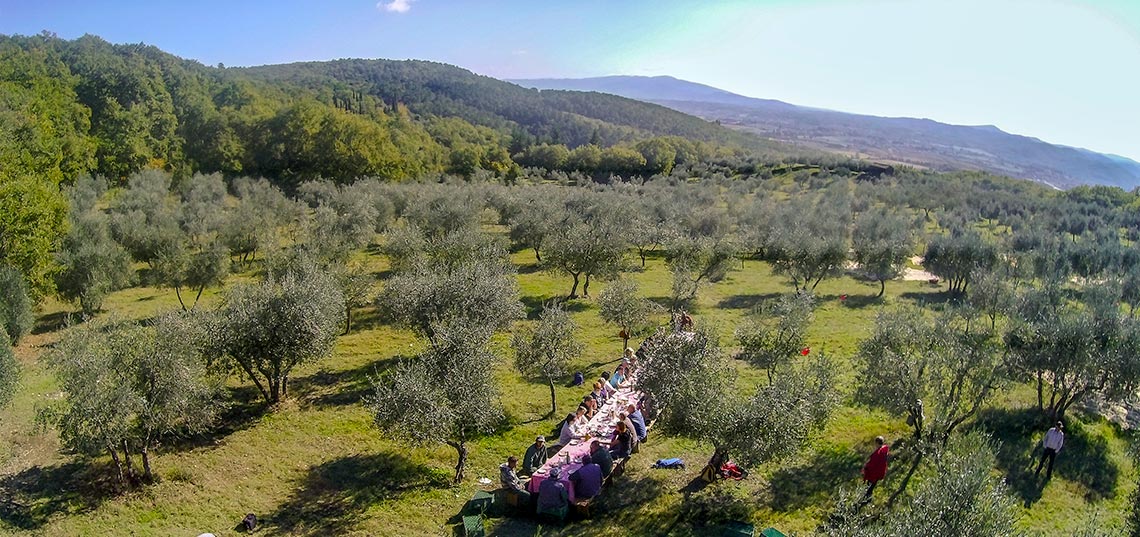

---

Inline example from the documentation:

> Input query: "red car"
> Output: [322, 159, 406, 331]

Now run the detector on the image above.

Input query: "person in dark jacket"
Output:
[862, 436, 889, 500]
[536, 468, 569, 520]
[522, 436, 548, 475]
[609, 421, 633, 459]
[570, 455, 604, 499]
[626, 404, 647, 442]
[589, 440, 614, 476]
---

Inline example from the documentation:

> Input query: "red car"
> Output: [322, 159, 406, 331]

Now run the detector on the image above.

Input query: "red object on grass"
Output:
[840, 294, 848, 301]
[800, 347, 810, 356]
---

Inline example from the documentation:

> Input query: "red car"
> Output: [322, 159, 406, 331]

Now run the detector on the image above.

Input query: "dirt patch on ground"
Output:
[902, 256, 937, 282]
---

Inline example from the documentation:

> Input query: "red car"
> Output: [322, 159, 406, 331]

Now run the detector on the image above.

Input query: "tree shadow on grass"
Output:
[32, 311, 74, 335]
[268, 452, 450, 536]
[521, 295, 589, 320]
[518, 262, 543, 274]
[970, 407, 1048, 507]
[971, 407, 1119, 505]
[0, 461, 123, 531]
[817, 293, 882, 310]
[898, 291, 964, 309]
[591, 474, 671, 533]
[715, 293, 781, 310]
[345, 305, 384, 334]
[1054, 420, 1119, 501]
[292, 355, 409, 410]
[160, 384, 270, 455]
[768, 444, 863, 512]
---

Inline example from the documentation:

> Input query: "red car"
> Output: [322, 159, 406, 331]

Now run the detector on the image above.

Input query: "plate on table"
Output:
[569, 439, 581, 446]
[535, 468, 547, 475]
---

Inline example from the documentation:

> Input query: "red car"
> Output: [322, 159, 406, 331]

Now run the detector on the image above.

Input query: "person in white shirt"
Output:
[1035, 421, 1064, 480]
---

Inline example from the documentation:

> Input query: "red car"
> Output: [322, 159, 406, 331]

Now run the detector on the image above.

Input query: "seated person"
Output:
[597, 377, 616, 399]
[578, 396, 597, 420]
[608, 366, 626, 390]
[622, 347, 637, 369]
[500, 456, 531, 503]
[570, 455, 604, 500]
[558, 409, 587, 446]
[591, 381, 610, 406]
[618, 412, 640, 453]
[536, 468, 569, 519]
[609, 421, 634, 459]
[626, 404, 647, 442]
[523, 435, 548, 475]
[589, 440, 614, 476]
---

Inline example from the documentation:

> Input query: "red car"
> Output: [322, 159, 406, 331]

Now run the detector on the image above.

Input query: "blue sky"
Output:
[1, 0, 1138, 161]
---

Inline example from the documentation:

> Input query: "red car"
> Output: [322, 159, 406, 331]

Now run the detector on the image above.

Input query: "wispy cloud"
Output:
[378, 0, 415, 13]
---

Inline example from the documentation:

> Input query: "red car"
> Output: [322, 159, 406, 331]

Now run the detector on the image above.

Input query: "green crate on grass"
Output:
[462, 490, 495, 516]
[721, 521, 755, 536]
[461, 514, 484, 537]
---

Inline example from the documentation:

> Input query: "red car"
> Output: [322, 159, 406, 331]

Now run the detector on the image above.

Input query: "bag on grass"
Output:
[720, 461, 747, 480]
[652, 458, 685, 469]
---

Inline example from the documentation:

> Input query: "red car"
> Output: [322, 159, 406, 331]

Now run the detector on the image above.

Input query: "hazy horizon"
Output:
[2, 0, 1137, 162]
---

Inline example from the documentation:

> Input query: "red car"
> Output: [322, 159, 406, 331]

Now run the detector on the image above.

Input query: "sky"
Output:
[1, 0, 1138, 161]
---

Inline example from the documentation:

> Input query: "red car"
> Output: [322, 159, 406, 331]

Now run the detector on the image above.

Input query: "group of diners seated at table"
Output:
[498, 347, 651, 521]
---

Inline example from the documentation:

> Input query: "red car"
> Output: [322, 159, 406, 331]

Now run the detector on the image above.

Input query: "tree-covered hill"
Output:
[0, 32, 802, 192]
[237, 59, 777, 152]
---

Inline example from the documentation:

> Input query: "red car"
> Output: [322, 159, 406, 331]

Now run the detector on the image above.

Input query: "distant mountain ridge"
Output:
[510, 76, 1140, 189]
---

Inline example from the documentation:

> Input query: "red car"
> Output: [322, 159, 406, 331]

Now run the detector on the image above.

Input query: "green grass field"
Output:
[0, 242, 1134, 536]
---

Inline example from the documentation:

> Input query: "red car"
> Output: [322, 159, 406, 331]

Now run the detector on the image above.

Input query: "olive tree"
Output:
[377, 257, 524, 345]
[333, 261, 375, 335]
[512, 303, 582, 416]
[855, 307, 1004, 500]
[856, 307, 1002, 445]
[923, 228, 998, 295]
[110, 170, 184, 268]
[215, 266, 345, 404]
[151, 240, 230, 311]
[825, 432, 1020, 536]
[55, 211, 135, 316]
[367, 321, 504, 483]
[735, 292, 814, 382]
[221, 177, 298, 267]
[543, 194, 629, 298]
[1004, 285, 1140, 421]
[0, 265, 33, 345]
[508, 190, 560, 263]
[40, 313, 224, 484]
[765, 200, 849, 292]
[666, 235, 738, 305]
[0, 330, 17, 409]
[852, 207, 914, 297]
[597, 278, 662, 351]
[636, 328, 836, 481]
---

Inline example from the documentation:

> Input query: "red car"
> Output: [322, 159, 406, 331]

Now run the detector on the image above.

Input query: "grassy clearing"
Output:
[0, 241, 1134, 536]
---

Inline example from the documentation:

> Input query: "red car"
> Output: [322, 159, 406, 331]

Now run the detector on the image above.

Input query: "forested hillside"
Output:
[0, 33, 855, 298]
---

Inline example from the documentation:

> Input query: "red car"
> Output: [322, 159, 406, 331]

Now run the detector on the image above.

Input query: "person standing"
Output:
[1035, 421, 1064, 480]
[862, 436, 889, 500]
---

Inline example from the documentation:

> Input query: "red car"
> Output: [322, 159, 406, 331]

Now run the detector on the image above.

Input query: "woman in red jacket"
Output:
[862, 436, 889, 500]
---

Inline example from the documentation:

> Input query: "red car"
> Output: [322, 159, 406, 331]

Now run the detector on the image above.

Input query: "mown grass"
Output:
[0, 239, 1135, 536]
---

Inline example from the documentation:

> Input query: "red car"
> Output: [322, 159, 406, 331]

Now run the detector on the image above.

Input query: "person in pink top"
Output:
[1035, 421, 1064, 480]
[862, 436, 889, 500]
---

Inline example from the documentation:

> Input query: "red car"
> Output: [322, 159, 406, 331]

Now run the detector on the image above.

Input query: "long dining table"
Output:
[527, 377, 641, 503]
